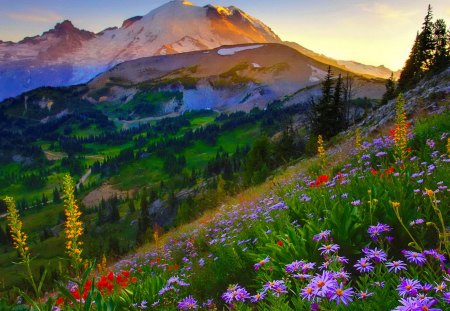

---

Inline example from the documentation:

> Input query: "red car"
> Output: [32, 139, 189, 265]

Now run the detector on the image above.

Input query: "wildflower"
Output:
[254, 257, 270, 270]
[386, 260, 407, 273]
[300, 285, 315, 301]
[424, 188, 434, 197]
[355, 128, 362, 151]
[313, 230, 331, 242]
[4, 197, 29, 259]
[443, 292, 450, 303]
[397, 278, 421, 297]
[403, 250, 427, 265]
[177, 296, 198, 310]
[371, 168, 378, 175]
[318, 244, 340, 255]
[263, 280, 288, 297]
[330, 283, 354, 305]
[277, 240, 283, 246]
[367, 223, 392, 240]
[434, 282, 446, 293]
[310, 271, 338, 297]
[250, 292, 265, 302]
[365, 248, 387, 263]
[354, 258, 374, 273]
[357, 290, 373, 300]
[63, 174, 84, 271]
[393, 94, 408, 159]
[222, 285, 250, 304]
[317, 135, 325, 158]
[285, 260, 304, 274]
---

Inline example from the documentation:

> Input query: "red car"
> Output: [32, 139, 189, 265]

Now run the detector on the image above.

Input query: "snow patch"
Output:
[308, 65, 327, 83]
[252, 63, 261, 68]
[217, 45, 264, 56]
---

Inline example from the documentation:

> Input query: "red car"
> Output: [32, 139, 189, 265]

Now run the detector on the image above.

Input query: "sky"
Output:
[0, 0, 449, 70]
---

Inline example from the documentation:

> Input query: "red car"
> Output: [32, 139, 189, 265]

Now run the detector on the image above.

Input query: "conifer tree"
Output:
[398, 33, 422, 91]
[333, 73, 346, 131]
[418, 5, 435, 71]
[431, 19, 450, 72]
[381, 72, 397, 105]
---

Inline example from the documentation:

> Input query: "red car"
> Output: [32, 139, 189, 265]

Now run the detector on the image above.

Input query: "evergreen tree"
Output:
[381, 73, 397, 105]
[53, 188, 61, 203]
[398, 33, 422, 91]
[137, 193, 152, 244]
[418, 5, 435, 71]
[333, 74, 346, 131]
[431, 19, 450, 72]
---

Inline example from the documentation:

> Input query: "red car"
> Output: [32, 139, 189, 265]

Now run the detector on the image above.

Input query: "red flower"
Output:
[310, 174, 329, 187]
[131, 276, 137, 283]
[174, 264, 179, 270]
[371, 168, 378, 175]
[277, 240, 283, 246]
[55, 297, 64, 305]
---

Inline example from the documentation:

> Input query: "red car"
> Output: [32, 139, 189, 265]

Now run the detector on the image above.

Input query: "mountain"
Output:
[0, 0, 279, 101]
[285, 42, 400, 79]
[85, 43, 384, 116]
[0, 0, 394, 102]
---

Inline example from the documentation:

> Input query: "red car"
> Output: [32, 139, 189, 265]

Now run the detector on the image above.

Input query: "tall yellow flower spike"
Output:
[394, 94, 408, 159]
[355, 128, 362, 151]
[317, 135, 325, 158]
[5, 197, 29, 259]
[63, 174, 84, 272]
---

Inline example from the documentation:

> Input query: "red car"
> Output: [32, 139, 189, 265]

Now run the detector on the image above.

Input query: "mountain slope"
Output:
[0, 0, 396, 101]
[0, 0, 280, 101]
[85, 43, 385, 116]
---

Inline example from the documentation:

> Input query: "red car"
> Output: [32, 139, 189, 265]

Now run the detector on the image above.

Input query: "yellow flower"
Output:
[355, 128, 362, 150]
[4, 197, 30, 260]
[391, 201, 401, 208]
[317, 135, 325, 158]
[63, 174, 84, 272]
[425, 188, 434, 197]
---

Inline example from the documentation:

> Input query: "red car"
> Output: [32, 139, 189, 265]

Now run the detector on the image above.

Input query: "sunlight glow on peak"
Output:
[182, 1, 194, 6]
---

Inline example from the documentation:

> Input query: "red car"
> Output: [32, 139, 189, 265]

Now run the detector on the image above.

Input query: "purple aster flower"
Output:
[443, 292, 450, 303]
[386, 260, 407, 273]
[435, 282, 446, 293]
[365, 248, 387, 263]
[354, 257, 374, 273]
[300, 285, 316, 301]
[177, 296, 198, 310]
[254, 257, 270, 270]
[397, 278, 421, 297]
[393, 297, 419, 311]
[318, 244, 340, 255]
[285, 260, 304, 274]
[293, 273, 313, 280]
[310, 271, 338, 297]
[222, 284, 250, 304]
[357, 290, 373, 300]
[263, 280, 288, 297]
[367, 223, 392, 240]
[403, 250, 427, 265]
[202, 299, 215, 309]
[333, 270, 350, 281]
[313, 230, 331, 242]
[423, 249, 446, 262]
[250, 292, 265, 303]
[330, 283, 354, 305]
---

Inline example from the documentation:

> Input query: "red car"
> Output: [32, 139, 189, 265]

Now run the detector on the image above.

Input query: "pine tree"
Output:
[333, 74, 346, 131]
[311, 66, 336, 138]
[137, 193, 152, 244]
[418, 5, 435, 71]
[381, 72, 397, 105]
[431, 19, 450, 73]
[398, 32, 422, 91]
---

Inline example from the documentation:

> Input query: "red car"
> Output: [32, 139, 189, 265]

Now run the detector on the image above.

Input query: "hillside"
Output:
[0, 66, 448, 311]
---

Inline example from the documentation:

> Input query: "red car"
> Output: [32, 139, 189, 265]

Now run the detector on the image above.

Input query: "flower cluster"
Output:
[4, 197, 29, 259]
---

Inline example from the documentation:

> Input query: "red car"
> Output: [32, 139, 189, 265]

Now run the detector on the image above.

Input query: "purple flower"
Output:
[250, 292, 265, 303]
[386, 260, 407, 273]
[177, 296, 198, 310]
[285, 260, 304, 274]
[434, 282, 446, 293]
[365, 248, 387, 262]
[354, 257, 374, 273]
[263, 280, 288, 297]
[313, 230, 331, 242]
[403, 250, 427, 265]
[397, 278, 421, 297]
[310, 271, 339, 297]
[318, 244, 340, 255]
[351, 200, 362, 206]
[367, 223, 392, 240]
[301, 285, 315, 301]
[357, 290, 373, 300]
[330, 283, 354, 305]
[222, 285, 250, 304]
[254, 257, 270, 270]
[443, 292, 450, 303]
